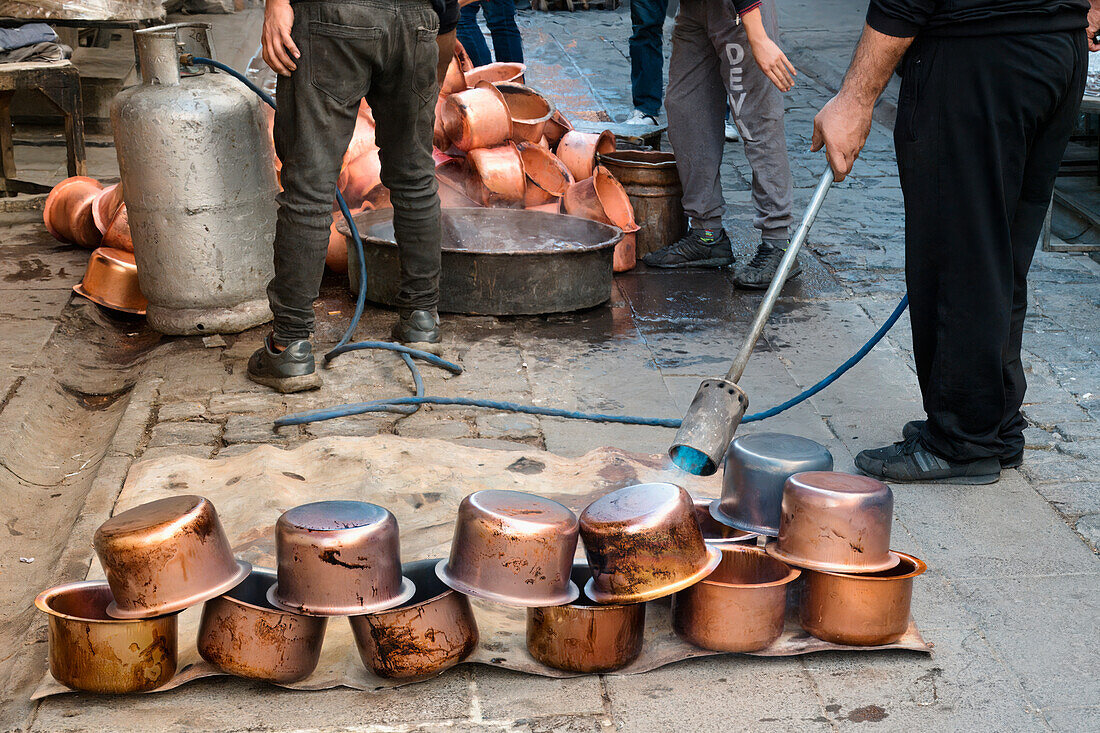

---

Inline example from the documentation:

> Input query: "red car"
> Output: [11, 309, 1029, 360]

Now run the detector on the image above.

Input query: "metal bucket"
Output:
[598, 151, 685, 258]
[340, 208, 621, 315]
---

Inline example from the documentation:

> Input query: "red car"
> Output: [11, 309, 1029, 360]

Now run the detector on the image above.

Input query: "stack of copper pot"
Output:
[43, 176, 146, 315]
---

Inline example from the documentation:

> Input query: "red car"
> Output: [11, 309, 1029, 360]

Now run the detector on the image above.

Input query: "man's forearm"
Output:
[838, 24, 914, 107]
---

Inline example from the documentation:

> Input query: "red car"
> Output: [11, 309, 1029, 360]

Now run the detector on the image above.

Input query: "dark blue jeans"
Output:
[630, 0, 669, 116]
[456, 0, 523, 68]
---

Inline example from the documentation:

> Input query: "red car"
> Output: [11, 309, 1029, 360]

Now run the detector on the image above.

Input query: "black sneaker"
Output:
[641, 228, 734, 269]
[855, 435, 1001, 485]
[733, 239, 801, 290]
[392, 309, 442, 355]
[247, 335, 322, 393]
[902, 420, 1023, 469]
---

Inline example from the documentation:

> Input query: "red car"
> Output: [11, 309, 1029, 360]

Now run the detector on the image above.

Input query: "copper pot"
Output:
[92, 182, 124, 235]
[692, 498, 757, 545]
[454, 40, 474, 72]
[74, 247, 148, 315]
[350, 558, 479, 680]
[671, 545, 799, 652]
[580, 483, 721, 604]
[464, 61, 526, 87]
[526, 564, 645, 673]
[268, 500, 414, 617]
[525, 201, 562, 213]
[436, 489, 580, 607]
[494, 82, 554, 144]
[712, 433, 834, 537]
[438, 174, 482, 208]
[327, 218, 349, 273]
[43, 175, 103, 248]
[35, 581, 177, 693]
[799, 551, 926, 646]
[441, 55, 468, 95]
[198, 567, 327, 683]
[466, 142, 526, 208]
[94, 495, 249, 619]
[338, 148, 382, 211]
[543, 110, 573, 148]
[433, 96, 451, 151]
[564, 167, 639, 232]
[442, 81, 513, 152]
[101, 203, 134, 253]
[766, 472, 899, 574]
[556, 130, 616, 181]
[519, 142, 573, 207]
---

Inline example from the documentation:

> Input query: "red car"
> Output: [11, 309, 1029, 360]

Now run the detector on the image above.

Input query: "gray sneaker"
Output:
[733, 240, 802, 290]
[247, 335, 322, 393]
[392, 309, 442, 355]
[642, 228, 734, 269]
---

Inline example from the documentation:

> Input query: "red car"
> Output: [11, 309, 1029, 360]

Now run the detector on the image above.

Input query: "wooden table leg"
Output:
[0, 91, 16, 195]
[38, 69, 87, 178]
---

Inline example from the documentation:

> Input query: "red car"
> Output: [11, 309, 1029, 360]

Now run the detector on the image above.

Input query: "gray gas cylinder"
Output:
[111, 23, 276, 335]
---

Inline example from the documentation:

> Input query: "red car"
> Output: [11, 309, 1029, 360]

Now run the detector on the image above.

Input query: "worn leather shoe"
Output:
[392, 309, 442, 355]
[642, 228, 734, 269]
[247, 335, 322, 393]
[855, 435, 1001, 485]
[902, 420, 1023, 469]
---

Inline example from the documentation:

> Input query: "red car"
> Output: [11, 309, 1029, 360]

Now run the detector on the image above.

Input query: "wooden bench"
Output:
[0, 60, 86, 195]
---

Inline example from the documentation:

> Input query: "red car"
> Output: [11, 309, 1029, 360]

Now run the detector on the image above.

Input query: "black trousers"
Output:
[895, 29, 1086, 463]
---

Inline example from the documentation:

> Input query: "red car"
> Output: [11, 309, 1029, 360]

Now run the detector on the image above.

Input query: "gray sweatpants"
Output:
[666, 0, 792, 240]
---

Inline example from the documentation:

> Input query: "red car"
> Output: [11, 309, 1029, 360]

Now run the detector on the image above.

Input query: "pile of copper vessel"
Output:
[35, 437, 924, 693]
[271, 43, 639, 275]
[43, 176, 146, 315]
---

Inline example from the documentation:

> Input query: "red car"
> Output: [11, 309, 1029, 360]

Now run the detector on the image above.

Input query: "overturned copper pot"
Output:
[563, 167, 638, 272]
[36, 581, 177, 693]
[799, 551, 926, 646]
[494, 82, 554, 144]
[672, 545, 799, 652]
[466, 142, 526, 208]
[692, 497, 757, 545]
[580, 483, 721, 604]
[269, 500, 414, 616]
[766, 471, 899, 574]
[198, 566, 327, 683]
[43, 175, 103, 248]
[437, 489, 580, 607]
[556, 130, 616, 181]
[74, 247, 147, 315]
[92, 182, 125, 235]
[464, 61, 525, 87]
[101, 203, 134, 253]
[350, 558, 479, 680]
[543, 109, 573, 148]
[95, 495, 249, 619]
[526, 563, 645, 673]
[518, 141, 573, 207]
[338, 147, 382, 211]
[442, 81, 513, 152]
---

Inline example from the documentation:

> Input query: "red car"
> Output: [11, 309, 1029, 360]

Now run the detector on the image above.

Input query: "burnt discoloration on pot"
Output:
[526, 564, 645, 673]
[350, 560, 478, 680]
[580, 483, 721, 604]
[36, 581, 178, 693]
[198, 567, 327, 683]
[269, 500, 414, 616]
[436, 490, 579, 607]
[672, 545, 799, 653]
[93, 495, 249, 619]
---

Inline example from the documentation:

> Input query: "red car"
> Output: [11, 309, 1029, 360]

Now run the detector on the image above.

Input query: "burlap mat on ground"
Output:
[33, 436, 930, 699]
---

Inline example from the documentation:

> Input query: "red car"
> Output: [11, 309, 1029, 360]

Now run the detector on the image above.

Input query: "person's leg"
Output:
[369, 1, 443, 345]
[456, 3, 491, 67]
[643, 0, 732, 268]
[629, 0, 669, 117]
[482, 0, 523, 64]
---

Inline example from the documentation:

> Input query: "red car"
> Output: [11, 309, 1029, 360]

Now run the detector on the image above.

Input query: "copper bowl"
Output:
[671, 545, 799, 652]
[436, 489, 580, 607]
[92, 182, 124, 235]
[198, 567, 327, 683]
[580, 483, 721, 604]
[442, 81, 513, 152]
[563, 167, 639, 234]
[712, 433, 834, 537]
[494, 82, 554, 144]
[43, 175, 103, 248]
[74, 247, 148, 315]
[543, 109, 573, 148]
[94, 495, 249, 619]
[799, 551, 926, 646]
[556, 130, 616, 181]
[466, 142, 526, 208]
[518, 141, 573, 207]
[692, 498, 757, 545]
[35, 581, 177, 693]
[350, 558, 479, 680]
[526, 563, 646, 673]
[268, 500, 414, 617]
[464, 61, 525, 87]
[766, 472, 899, 574]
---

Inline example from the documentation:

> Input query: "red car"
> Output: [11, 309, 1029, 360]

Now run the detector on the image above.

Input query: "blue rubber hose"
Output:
[192, 56, 910, 433]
